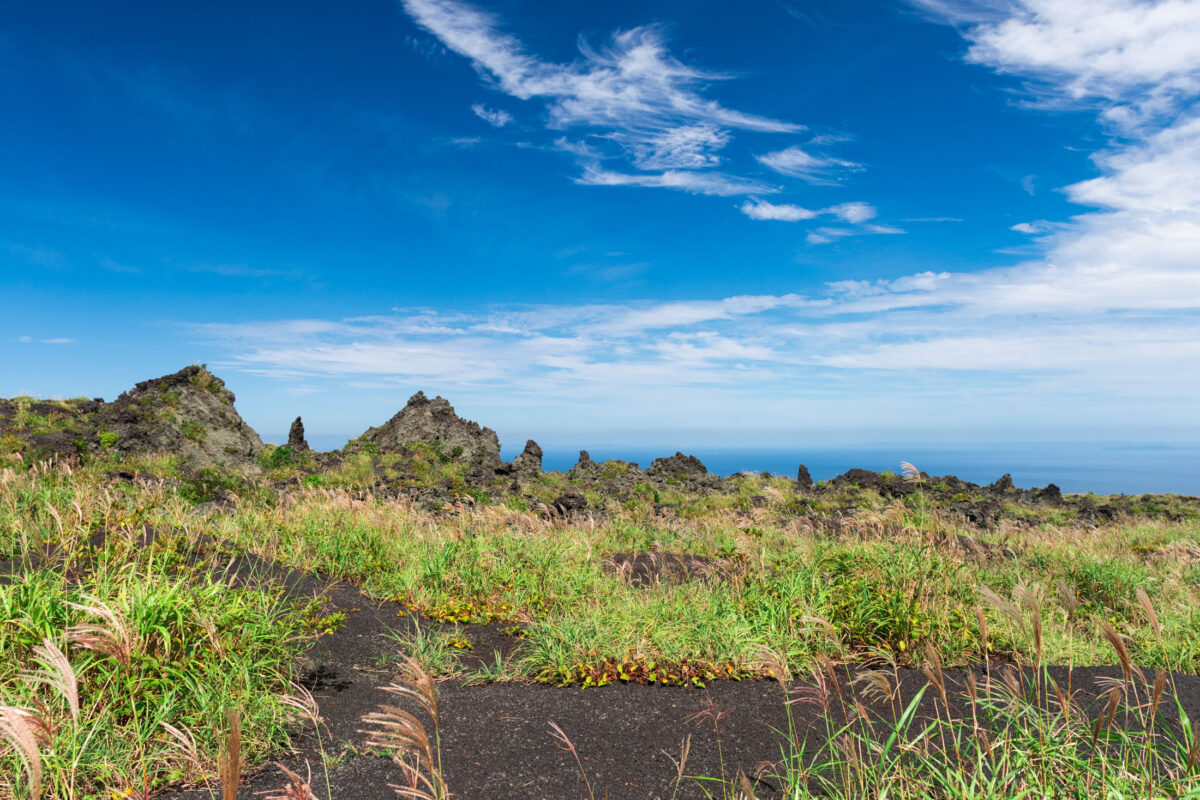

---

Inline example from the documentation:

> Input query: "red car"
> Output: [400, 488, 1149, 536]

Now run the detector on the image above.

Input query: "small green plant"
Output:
[98, 431, 119, 449]
[180, 420, 205, 444]
[262, 445, 295, 469]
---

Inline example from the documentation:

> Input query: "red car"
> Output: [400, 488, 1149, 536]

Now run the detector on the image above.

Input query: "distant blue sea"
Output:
[509, 443, 1200, 496]
[277, 436, 1200, 496]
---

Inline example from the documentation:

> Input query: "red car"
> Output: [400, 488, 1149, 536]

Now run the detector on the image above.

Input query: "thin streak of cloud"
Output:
[756, 145, 863, 183]
[471, 103, 512, 127]
[399, 0, 867, 211]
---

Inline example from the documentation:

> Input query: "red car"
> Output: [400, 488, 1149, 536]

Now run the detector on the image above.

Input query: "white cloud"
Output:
[739, 199, 817, 221]
[401, 0, 819, 203]
[190, 0, 1200, 435]
[864, 223, 905, 235]
[625, 124, 730, 170]
[756, 146, 861, 183]
[827, 201, 877, 223]
[576, 166, 776, 196]
[914, 0, 1200, 130]
[739, 199, 899, 240]
[471, 103, 512, 127]
[15, 335, 73, 344]
[401, 2, 798, 133]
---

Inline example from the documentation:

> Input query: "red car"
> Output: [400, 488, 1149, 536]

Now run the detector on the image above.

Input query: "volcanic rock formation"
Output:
[100, 366, 263, 468]
[512, 439, 543, 476]
[287, 416, 310, 451]
[350, 391, 502, 469]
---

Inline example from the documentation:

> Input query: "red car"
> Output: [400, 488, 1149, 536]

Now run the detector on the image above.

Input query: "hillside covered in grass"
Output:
[2, 367, 1200, 799]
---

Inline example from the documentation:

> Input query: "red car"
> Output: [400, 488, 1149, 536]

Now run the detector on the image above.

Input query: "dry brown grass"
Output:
[359, 658, 448, 800]
[0, 704, 45, 799]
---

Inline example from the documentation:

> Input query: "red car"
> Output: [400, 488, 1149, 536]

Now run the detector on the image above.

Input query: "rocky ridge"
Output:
[0, 365, 262, 470]
[2, 366, 1193, 527]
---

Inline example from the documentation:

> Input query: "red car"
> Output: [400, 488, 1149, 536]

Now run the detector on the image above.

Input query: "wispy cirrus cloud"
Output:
[739, 199, 817, 221]
[577, 166, 776, 197]
[892, 0, 1200, 310]
[755, 145, 863, 184]
[806, 223, 904, 245]
[471, 103, 512, 127]
[739, 199, 899, 242]
[401, 0, 879, 215]
[17, 335, 74, 345]
[401, 0, 798, 133]
[190, 1, 1200, 435]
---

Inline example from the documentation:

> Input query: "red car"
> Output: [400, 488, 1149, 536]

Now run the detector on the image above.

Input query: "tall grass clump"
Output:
[759, 590, 1200, 800]
[0, 464, 309, 798]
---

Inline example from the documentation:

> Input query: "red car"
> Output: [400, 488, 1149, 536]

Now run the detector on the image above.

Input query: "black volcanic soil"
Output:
[164, 572, 1200, 800]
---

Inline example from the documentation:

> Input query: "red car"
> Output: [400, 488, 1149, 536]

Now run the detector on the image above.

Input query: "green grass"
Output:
[0, 465, 309, 798]
[204, 488, 1200, 682]
[1, 452, 1199, 797]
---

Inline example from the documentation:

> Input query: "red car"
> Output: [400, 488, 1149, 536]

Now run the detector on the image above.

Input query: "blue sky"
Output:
[3, 0, 1199, 449]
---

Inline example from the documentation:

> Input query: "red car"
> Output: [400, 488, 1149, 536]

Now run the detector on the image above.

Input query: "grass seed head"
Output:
[160, 721, 202, 776]
[0, 704, 43, 799]
[1098, 619, 1137, 685]
[851, 670, 893, 703]
[1056, 579, 1080, 620]
[980, 586, 1026, 635]
[1150, 670, 1168, 721]
[1136, 588, 1161, 635]
[66, 596, 135, 666]
[23, 639, 79, 724]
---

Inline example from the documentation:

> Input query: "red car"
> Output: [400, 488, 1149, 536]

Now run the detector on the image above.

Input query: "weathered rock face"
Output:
[567, 450, 600, 482]
[99, 366, 263, 469]
[646, 452, 708, 481]
[1031, 483, 1064, 505]
[352, 392, 502, 469]
[287, 417, 310, 451]
[551, 490, 588, 514]
[831, 468, 919, 499]
[512, 439, 543, 476]
[796, 464, 814, 490]
[989, 473, 1016, 494]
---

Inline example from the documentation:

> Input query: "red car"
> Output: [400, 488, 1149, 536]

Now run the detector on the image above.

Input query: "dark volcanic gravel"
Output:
[164, 578, 1200, 800]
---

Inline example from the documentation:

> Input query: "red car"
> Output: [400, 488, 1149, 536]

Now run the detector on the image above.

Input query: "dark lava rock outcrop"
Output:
[646, 452, 708, 481]
[512, 439, 543, 477]
[350, 392, 502, 470]
[796, 464, 813, 490]
[832, 468, 915, 499]
[0, 365, 263, 469]
[1031, 483, 1064, 505]
[567, 450, 601, 482]
[287, 416, 311, 451]
[99, 366, 263, 468]
[551, 490, 588, 515]
[988, 473, 1016, 494]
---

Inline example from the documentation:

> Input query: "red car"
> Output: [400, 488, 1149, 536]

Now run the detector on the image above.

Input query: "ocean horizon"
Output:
[272, 436, 1200, 496]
